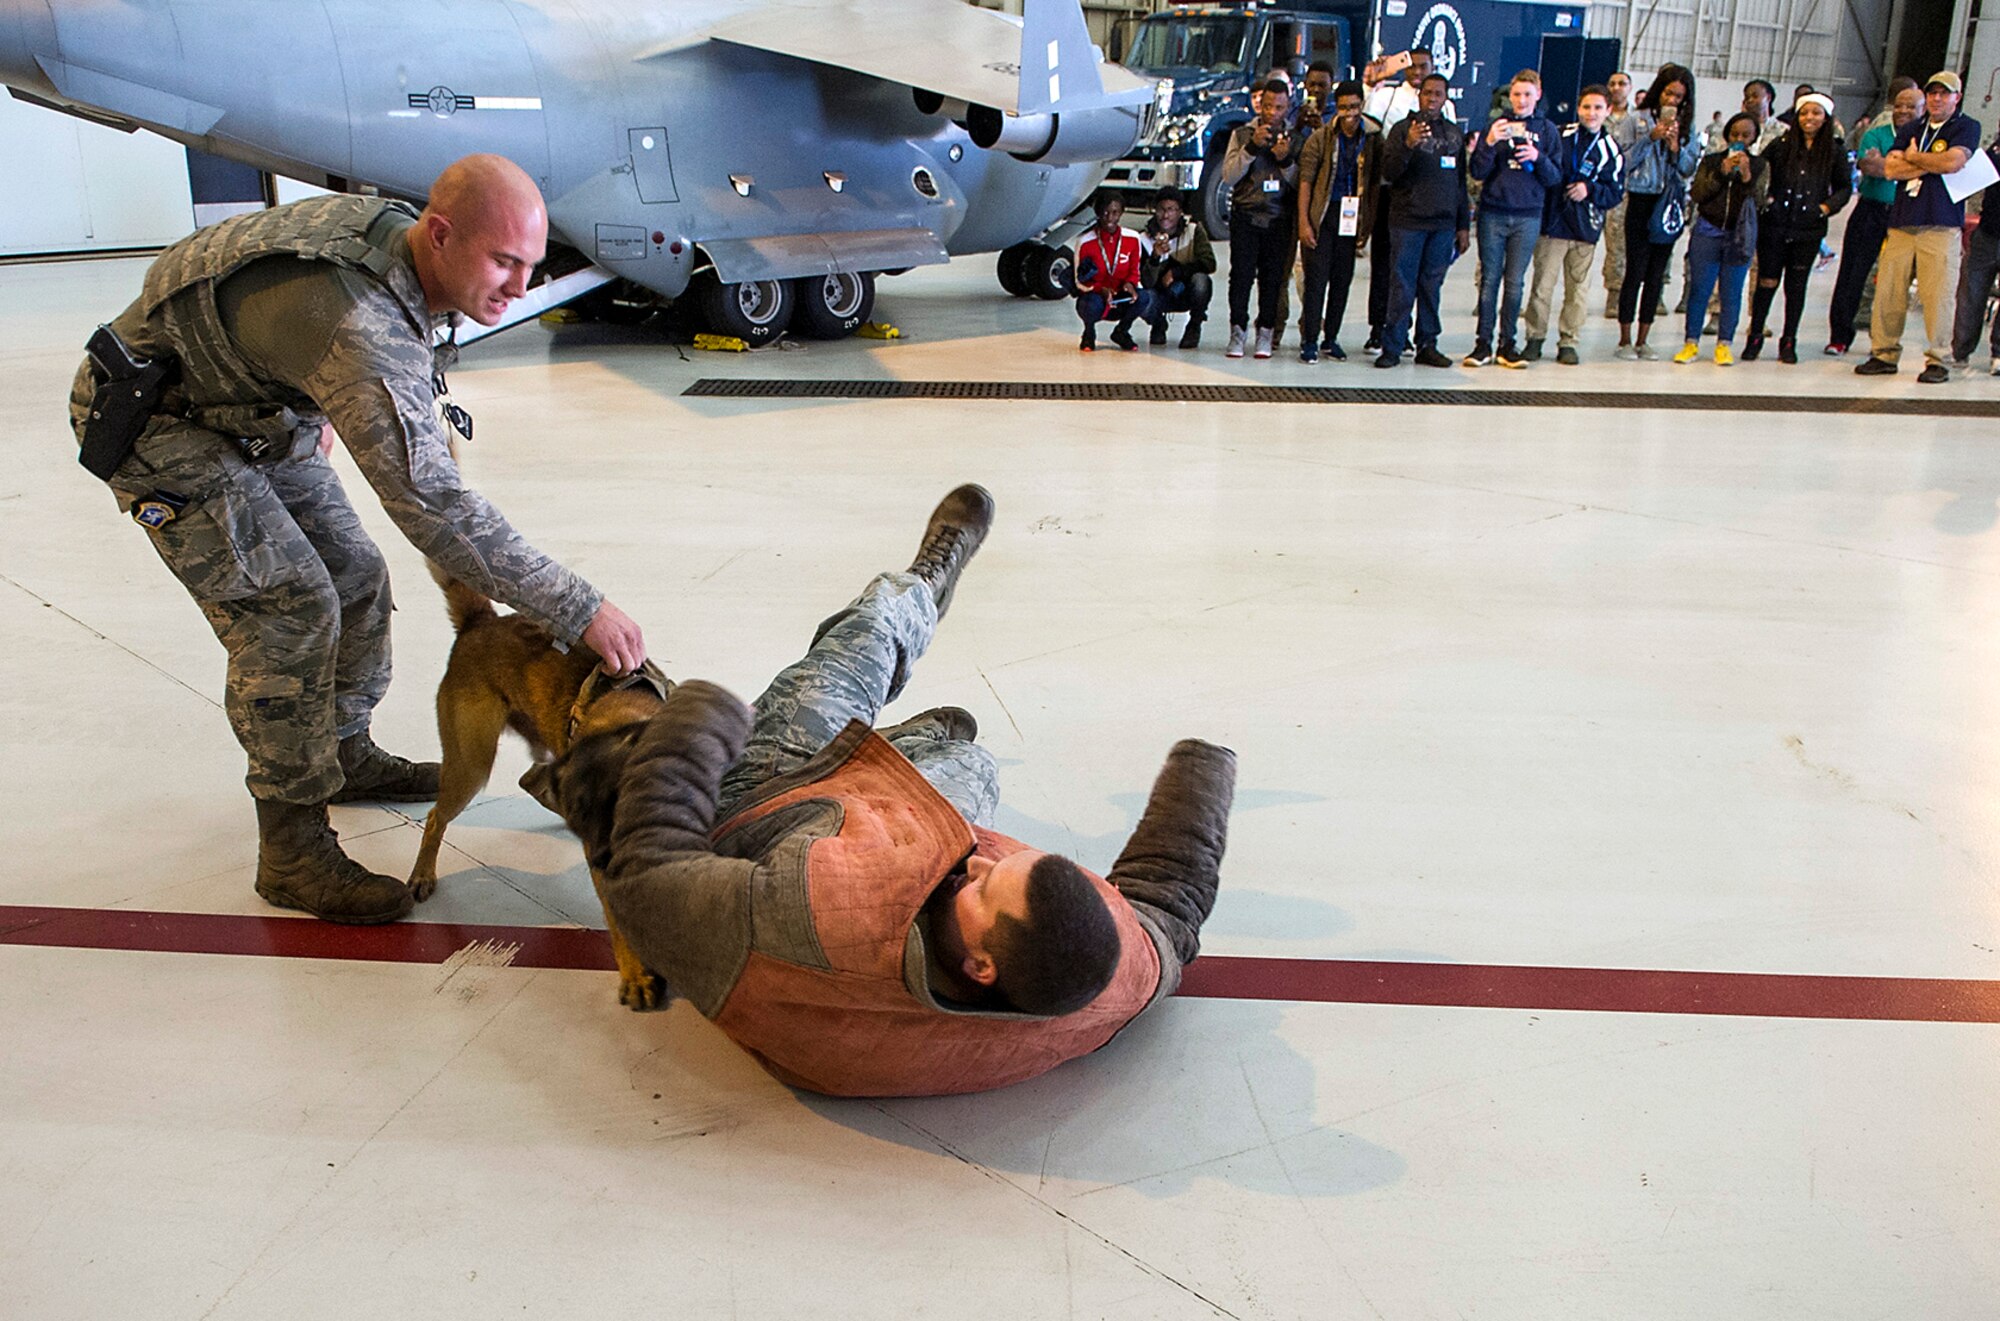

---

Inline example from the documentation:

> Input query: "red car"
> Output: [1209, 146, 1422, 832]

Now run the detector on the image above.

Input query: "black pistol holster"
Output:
[79, 324, 177, 482]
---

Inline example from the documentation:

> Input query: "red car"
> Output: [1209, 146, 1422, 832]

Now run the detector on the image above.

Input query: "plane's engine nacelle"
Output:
[964, 104, 1140, 167]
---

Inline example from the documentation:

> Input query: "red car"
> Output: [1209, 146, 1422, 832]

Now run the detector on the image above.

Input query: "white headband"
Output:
[1795, 93, 1835, 117]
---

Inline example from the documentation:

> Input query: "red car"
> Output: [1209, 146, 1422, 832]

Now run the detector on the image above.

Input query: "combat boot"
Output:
[908, 484, 995, 620]
[330, 730, 441, 803]
[253, 799, 415, 924]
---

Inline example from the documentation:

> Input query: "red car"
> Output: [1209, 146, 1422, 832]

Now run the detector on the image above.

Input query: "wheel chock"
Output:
[857, 321, 903, 340]
[693, 333, 750, 352]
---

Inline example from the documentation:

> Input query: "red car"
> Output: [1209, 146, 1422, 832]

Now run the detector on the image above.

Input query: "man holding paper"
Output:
[1856, 71, 1983, 384]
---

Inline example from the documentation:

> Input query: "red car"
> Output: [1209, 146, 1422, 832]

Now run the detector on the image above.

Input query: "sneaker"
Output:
[1918, 363, 1950, 384]
[1614, 344, 1639, 361]
[1824, 342, 1849, 356]
[1226, 326, 1247, 358]
[1778, 338, 1797, 365]
[1714, 343, 1735, 367]
[1364, 330, 1383, 353]
[1079, 327, 1096, 353]
[1324, 342, 1346, 361]
[1110, 325, 1138, 352]
[1741, 334, 1765, 362]
[1254, 327, 1274, 359]
[1495, 343, 1527, 369]
[1374, 350, 1400, 368]
[1462, 340, 1493, 368]
[1816, 245, 1837, 272]
[1149, 321, 1169, 347]
[1523, 338, 1544, 362]
[1672, 342, 1700, 364]
[1180, 322, 1202, 350]
[1635, 342, 1659, 361]
[1556, 346, 1580, 366]
[1855, 357, 1898, 376]
[1414, 346, 1454, 368]
[1299, 344, 1319, 364]
[1991, 359, 2000, 377]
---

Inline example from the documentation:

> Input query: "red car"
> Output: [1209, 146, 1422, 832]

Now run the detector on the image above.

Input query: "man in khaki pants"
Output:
[1857, 72, 1980, 383]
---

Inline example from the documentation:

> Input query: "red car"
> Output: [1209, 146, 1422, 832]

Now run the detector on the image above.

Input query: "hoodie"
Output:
[1469, 112, 1564, 214]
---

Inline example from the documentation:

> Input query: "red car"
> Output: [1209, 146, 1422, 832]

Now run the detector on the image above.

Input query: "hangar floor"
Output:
[3, 248, 1998, 1319]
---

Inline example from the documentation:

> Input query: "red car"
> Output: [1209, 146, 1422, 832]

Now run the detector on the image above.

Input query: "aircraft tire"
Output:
[791, 271, 876, 339]
[1023, 244, 1075, 300]
[996, 244, 1034, 297]
[695, 274, 794, 346]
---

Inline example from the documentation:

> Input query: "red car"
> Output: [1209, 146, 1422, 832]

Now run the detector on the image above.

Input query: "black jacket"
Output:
[1380, 113, 1471, 232]
[1758, 129, 1852, 242]
[1690, 150, 1767, 231]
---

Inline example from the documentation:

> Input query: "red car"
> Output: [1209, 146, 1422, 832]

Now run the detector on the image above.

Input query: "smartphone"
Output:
[1504, 121, 1530, 141]
[1658, 104, 1677, 127]
[1383, 50, 1414, 76]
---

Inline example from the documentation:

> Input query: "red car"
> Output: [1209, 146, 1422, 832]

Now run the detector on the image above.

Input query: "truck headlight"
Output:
[1151, 110, 1212, 150]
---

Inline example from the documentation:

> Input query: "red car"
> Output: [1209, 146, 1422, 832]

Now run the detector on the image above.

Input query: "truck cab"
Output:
[1105, 0, 1605, 239]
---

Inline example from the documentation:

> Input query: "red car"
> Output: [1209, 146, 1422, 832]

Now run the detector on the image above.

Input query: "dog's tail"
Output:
[428, 560, 497, 634]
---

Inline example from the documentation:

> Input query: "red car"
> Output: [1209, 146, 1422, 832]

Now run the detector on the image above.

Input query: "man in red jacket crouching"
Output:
[552, 486, 1236, 1097]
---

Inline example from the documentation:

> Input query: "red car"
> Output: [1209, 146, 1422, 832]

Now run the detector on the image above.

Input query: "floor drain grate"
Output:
[682, 378, 2000, 417]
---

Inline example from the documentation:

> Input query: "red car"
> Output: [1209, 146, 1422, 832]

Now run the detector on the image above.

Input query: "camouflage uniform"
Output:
[69, 196, 602, 804]
[717, 572, 1000, 828]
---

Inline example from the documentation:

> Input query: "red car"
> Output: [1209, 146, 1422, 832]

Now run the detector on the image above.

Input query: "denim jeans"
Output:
[1298, 232, 1360, 348]
[1077, 288, 1162, 333]
[1383, 227, 1457, 355]
[1475, 209, 1542, 347]
[1153, 267, 1213, 322]
[716, 572, 999, 827]
[1953, 226, 2000, 361]
[1229, 222, 1293, 329]
[1828, 197, 1891, 348]
[1684, 219, 1749, 345]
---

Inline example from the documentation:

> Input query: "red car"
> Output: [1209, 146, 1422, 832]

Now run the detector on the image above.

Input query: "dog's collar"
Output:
[566, 658, 672, 743]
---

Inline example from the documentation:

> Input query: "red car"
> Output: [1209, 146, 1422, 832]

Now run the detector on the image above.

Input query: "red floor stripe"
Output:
[3, 904, 1997, 1023]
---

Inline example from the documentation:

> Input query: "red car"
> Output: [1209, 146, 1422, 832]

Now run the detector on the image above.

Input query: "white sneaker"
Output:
[1254, 327, 1274, 359]
[1991, 359, 2000, 376]
[1226, 327, 1247, 359]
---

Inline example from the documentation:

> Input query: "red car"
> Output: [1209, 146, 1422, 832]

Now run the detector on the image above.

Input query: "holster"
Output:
[79, 324, 177, 482]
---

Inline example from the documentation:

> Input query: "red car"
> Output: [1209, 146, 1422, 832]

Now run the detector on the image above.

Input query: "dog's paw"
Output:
[409, 874, 438, 903]
[617, 970, 669, 1012]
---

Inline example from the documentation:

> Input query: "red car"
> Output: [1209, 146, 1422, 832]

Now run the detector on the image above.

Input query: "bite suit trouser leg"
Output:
[716, 572, 999, 827]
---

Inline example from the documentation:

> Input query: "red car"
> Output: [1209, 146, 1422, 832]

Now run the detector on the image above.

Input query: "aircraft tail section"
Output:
[1016, 0, 1105, 116]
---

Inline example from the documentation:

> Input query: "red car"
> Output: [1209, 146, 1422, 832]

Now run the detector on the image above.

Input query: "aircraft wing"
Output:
[637, 0, 1152, 116]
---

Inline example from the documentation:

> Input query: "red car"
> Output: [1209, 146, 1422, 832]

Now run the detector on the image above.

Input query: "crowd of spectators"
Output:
[1070, 57, 1998, 385]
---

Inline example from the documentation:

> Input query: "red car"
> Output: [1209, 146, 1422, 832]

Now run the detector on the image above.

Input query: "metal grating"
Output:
[682, 379, 2000, 418]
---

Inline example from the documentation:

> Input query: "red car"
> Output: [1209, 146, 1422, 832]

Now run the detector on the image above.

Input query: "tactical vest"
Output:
[708, 732, 1163, 1098]
[133, 195, 437, 453]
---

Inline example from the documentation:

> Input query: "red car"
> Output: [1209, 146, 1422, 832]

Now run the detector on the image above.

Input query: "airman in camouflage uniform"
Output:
[69, 155, 647, 924]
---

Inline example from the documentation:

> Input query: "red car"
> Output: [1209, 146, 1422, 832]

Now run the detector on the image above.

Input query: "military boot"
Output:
[253, 799, 415, 924]
[330, 730, 441, 803]
[907, 484, 995, 620]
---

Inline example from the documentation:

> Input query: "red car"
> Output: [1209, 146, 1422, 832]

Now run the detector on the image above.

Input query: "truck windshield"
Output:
[1122, 15, 1250, 76]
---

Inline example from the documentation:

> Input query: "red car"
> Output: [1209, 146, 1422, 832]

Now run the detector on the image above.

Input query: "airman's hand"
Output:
[583, 600, 647, 675]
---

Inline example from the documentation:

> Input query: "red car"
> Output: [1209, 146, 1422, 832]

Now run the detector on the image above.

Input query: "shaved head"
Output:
[410, 153, 548, 325]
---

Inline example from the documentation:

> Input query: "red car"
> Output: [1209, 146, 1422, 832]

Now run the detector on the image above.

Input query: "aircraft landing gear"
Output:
[693, 273, 794, 346]
[790, 271, 876, 339]
[997, 242, 1074, 300]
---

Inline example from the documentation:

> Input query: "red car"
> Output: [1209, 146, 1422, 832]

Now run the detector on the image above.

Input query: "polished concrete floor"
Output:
[2, 245, 1998, 1320]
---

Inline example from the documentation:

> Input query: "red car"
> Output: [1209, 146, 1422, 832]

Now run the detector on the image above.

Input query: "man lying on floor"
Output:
[549, 485, 1237, 1097]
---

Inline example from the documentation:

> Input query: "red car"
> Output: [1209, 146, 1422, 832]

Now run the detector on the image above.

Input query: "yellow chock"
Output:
[856, 321, 903, 340]
[539, 307, 585, 325]
[693, 333, 750, 352]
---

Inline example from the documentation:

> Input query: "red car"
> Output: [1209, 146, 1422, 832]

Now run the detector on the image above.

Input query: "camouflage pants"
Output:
[89, 408, 392, 804]
[1601, 196, 1628, 294]
[716, 572, 999, 827]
